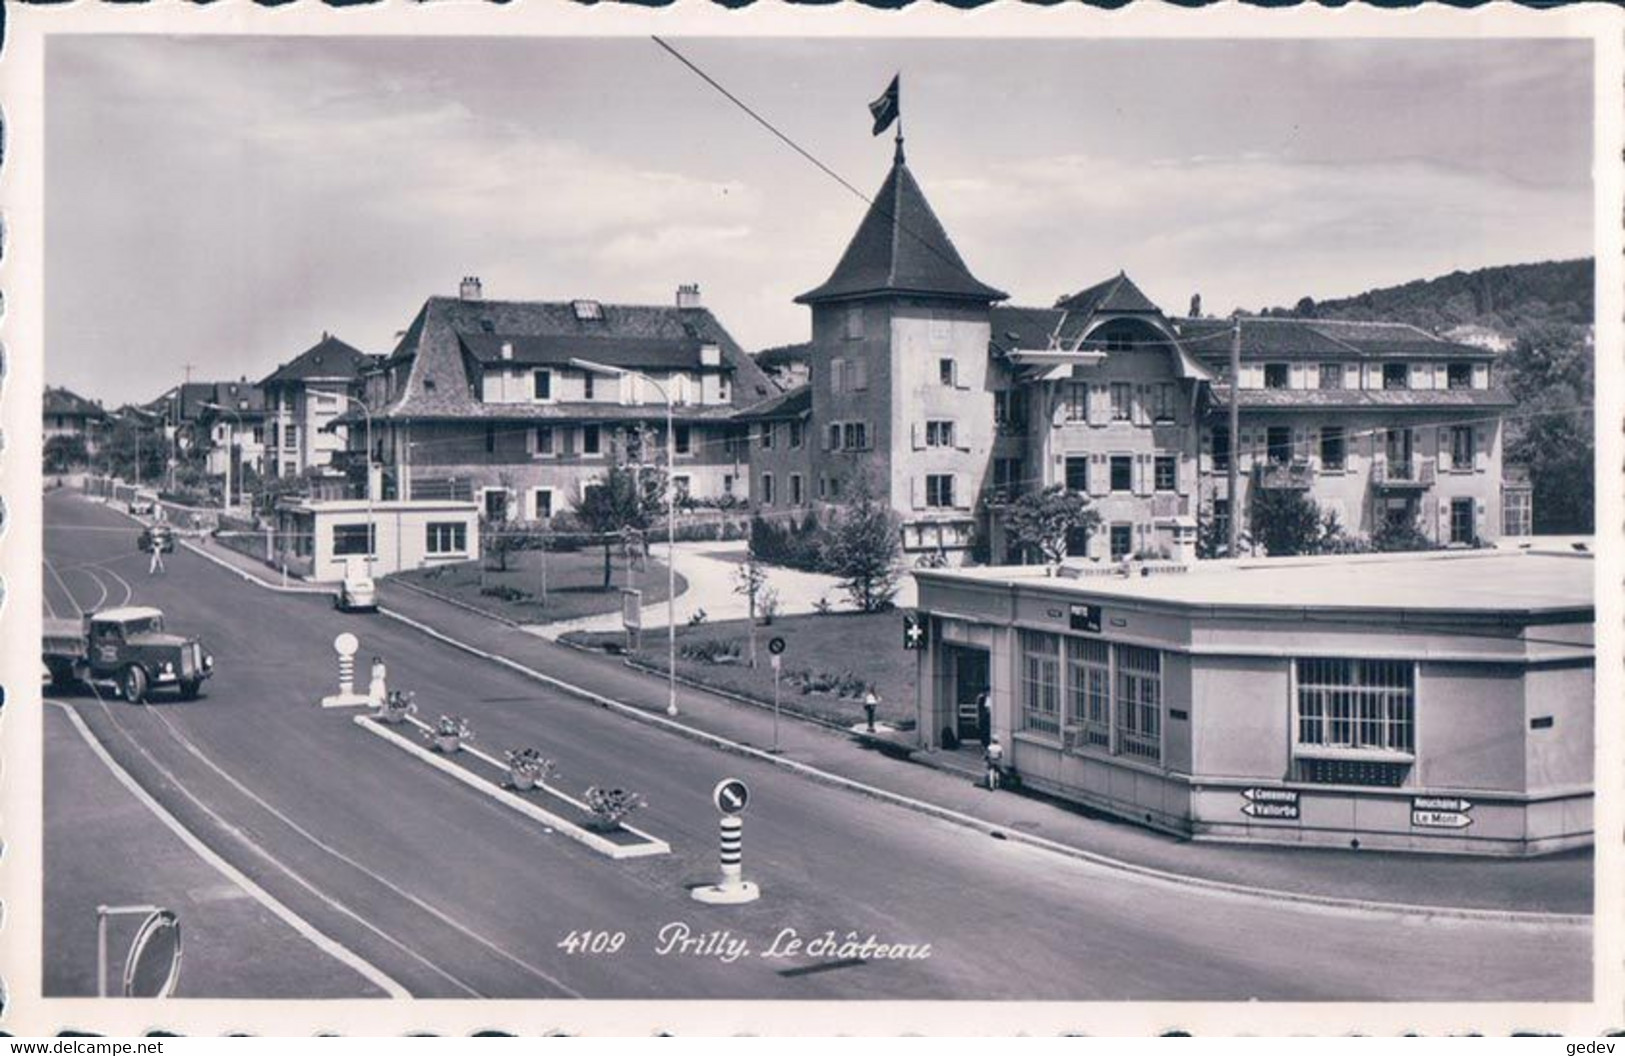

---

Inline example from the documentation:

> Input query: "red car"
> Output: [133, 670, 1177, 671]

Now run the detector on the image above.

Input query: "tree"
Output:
[732, 553, 769, 668]
[1502, 321, 1593, 534]
[44, 434, 89, 474]
[1001, 485, 1101, 570]
[572, 461, 667, 590]
[1250, 488, 1325, 557]
[822, 472, 902, 612]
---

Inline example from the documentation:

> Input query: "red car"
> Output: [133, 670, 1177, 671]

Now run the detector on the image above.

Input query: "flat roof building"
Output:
[912, 549, 1593, 856]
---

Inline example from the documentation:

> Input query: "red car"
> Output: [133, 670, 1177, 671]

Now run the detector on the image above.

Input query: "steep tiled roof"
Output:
[161, 380, 267, 422]
[262, 334, 378, 387]
[796, 155, 1006, 305]
[381, 294, 776, 421]
[1210, 385, 1517, 410]
[44, 386, 105, 420]
[754, 342, 812, 369]
[734, 384, 811, 422]
[1054, 272, 1160, 316]
[1176, 316, 1497, 361]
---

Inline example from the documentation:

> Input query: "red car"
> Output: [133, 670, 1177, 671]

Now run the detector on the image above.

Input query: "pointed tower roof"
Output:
[796, 152, 1007, 306]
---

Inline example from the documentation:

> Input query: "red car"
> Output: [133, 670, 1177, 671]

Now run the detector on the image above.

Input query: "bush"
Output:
[750, 511, 829, 572]
[480, 583, 530, 602]
[679, 638, 743, 664]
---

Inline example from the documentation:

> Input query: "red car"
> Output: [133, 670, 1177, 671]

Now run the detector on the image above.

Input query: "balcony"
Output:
[1255, 461, 1315, 490]
[1372, 460, 1435, 491]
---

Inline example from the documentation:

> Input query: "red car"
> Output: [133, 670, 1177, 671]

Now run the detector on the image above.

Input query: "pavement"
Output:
[188, 507, 1591, 919]
[529, 539, 917, 640]
[40, 489, 1589, 1002]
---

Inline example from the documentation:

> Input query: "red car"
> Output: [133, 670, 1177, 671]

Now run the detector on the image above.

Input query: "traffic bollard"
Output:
[320, 632, 370, 708]
[692, 814, 760, 904]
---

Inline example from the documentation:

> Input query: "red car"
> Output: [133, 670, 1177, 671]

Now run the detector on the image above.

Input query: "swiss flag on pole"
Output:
[869, 74, 900, 136]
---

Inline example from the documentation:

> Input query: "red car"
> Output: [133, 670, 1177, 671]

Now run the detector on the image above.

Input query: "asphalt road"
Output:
[41, 490, 1591, 1001]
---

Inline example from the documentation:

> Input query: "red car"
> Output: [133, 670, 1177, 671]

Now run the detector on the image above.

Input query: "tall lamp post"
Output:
[570, 357, 679, 718]
[334, 393, 376, 571]
[199, 401, 243, 512]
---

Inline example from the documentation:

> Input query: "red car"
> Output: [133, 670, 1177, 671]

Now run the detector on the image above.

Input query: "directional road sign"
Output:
[713, 778, 750, 816]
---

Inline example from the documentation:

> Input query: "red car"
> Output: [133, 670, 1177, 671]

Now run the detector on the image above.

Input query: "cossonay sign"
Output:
[1240, 787, 1300, 820]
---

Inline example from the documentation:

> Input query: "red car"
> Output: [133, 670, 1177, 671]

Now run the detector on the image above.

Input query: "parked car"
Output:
[335, 559, 378, 613]
[127, 492, 157, 517]
[42, 606, 213, 703]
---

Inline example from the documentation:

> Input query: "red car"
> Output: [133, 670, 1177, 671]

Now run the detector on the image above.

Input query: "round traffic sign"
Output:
[768, 637, 786, 656]
[713, 778, 750, 816]
[122, 908, 182, 998]
[333, 632, 359, 657]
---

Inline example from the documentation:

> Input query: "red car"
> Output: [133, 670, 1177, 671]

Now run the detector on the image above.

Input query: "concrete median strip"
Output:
[352, 714, 669, 861]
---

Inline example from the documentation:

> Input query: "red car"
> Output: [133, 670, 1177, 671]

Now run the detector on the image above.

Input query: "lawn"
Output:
[393, 546, 685, 625]
[565, 609, 919, 730]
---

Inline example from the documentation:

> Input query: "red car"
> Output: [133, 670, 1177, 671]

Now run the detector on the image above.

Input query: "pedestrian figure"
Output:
[976, 690, 991, 748]
[148, 526, 169, 575]
[984, 740, 1004, 791]
[368, 656, 388, 710]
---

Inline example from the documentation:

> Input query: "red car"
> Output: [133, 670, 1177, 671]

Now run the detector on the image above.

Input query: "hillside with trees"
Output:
[1265, 259, 1595, 535]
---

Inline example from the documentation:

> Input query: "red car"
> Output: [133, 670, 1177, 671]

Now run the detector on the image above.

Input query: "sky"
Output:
[46, 35, 1595, 406]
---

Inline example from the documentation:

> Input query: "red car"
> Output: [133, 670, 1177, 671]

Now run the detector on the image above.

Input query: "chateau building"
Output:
[758, 144, 1524, 558]
[356, 278, 776, 521]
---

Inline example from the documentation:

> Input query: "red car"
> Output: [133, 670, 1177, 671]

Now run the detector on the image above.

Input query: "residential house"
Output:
[357, 278, 777, 523]
[260, 333, 380, 479]
[44, 386, 107, 455]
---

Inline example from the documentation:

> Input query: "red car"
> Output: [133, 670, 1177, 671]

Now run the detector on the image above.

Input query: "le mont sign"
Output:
[1411, 796, 1474, 829]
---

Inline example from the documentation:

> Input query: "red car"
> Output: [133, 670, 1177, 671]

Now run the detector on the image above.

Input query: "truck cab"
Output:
[44, 606, 214, 704]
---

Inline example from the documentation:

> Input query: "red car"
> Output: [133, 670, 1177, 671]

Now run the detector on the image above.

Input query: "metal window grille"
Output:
[1115, 644, 1162, 761]
[1295, 658, 1414, 753]
[1065, 638, 1111, 748]
[1019, 631, 1062, 738]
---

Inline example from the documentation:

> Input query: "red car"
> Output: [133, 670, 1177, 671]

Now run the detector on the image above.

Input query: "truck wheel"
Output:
[121, 665, 149, 705]
[178, 679, 202, 701]
[46, 660, 74, 689]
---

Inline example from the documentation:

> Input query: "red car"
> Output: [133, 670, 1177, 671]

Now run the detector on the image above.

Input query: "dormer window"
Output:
[700, 344, 722, 367]
[1383, 363, 1409, 390]
[532, 369, 552, 400]
[572, 300, 604, 322]
[1447, 362, 1473, 390]
[1263, 363, 1290, 390]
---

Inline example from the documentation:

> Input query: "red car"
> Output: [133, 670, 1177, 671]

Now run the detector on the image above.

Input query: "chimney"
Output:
[1189, 293, 1202, 319]
[676, 283, 702, 311]
[460, 276, 483, 302]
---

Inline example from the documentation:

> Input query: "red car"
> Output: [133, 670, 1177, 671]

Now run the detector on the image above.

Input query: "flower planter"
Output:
[434, 734, 462, 754]
[509, 771, 538, 792]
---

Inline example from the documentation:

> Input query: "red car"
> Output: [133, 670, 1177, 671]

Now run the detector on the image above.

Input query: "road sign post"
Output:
[768, 637, 786, 754]
[97, 904, 182, 999]
[321, 632, 369, 708]
[693, 779, 760, 905]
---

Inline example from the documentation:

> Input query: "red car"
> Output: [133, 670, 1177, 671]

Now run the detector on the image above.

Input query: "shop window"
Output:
[1295, 658, 1415, 769]
[1115, 644, 1162, 761]
[1019, 631, 1062, 738]
[1064, 638, 1111, 749]
[333, 523, 375, 557]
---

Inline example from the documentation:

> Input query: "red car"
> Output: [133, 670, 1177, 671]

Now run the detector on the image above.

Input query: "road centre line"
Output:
[162, 496, 1590, 926]
[48, 700, 410, 1000]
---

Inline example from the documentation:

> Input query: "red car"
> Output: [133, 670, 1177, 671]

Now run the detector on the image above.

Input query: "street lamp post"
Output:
[335, 393, 376, 571]
[199, 401, 243, 512]
[570, 358, 679, 718]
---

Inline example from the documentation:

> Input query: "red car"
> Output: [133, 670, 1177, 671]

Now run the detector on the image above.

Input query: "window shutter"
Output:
[1289, 363, 1304, 390]
[1132, 385, 1148, 426]
[525, 427, 536, 455]
[955, 473, 968, 509]
[1176, 456, 1191, 496]
[1436, 499, 1449, 541]
[1087, 384, 1106, 427]
[1130, 455, 1144, 496]
[1474, 427, 1488, 473]
[831, 358, 845, 394]
[1475, 499, 1488, 538]
[1473, 363, 1489, 389]
[910, 477, 923, 509]
[911, 422, 923, 451]
[852, 359, 868, 391]
[1088, 531, 1108, 561]
[1089, 454, 1109, 497]
[1437, 428, 1451, 471]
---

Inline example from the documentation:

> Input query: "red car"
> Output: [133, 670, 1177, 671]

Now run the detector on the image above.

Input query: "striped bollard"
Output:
[693, 780, 760, 904]
[321, 632, 370, 708]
